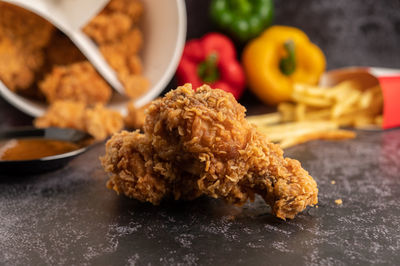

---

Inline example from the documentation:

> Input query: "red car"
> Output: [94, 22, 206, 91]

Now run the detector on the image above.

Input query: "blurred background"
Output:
[164, 0, 400, 109]
[165, 0, 400, 109]
[185, 0, 400, 68]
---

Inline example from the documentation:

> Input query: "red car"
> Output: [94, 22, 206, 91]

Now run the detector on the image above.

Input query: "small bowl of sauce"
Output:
[0, 127, 93, 175]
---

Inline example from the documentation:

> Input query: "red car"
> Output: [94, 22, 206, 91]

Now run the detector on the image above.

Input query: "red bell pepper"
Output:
[176, 32, 246, 99]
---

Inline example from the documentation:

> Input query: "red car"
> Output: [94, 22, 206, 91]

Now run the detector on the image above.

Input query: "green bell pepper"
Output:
[210, 0, 274, 42]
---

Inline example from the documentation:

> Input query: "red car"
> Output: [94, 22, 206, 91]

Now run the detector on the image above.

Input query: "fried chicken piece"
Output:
[116, 27, 143, 55]
[84, 0, 149, 100]
[101, 84, 318, 220]
[34, 100, 123, 141]
[99, 45, 130, 76]
[105, 0, 144, 24]
[39, 61, 112, 105]
[0, 2, 54, 50]
[98, 29, 147, 100]
[127, 55, 143, 75]
[99, 27, 143, 59]
[83, 12, 132, 44]
[97, 27, 145, 96]
[124, 101, 151, 129]
[0, 2, 53, 92]
[44, 31, 86, 67]
[100, 42, 144, 77]
[83, 0, 143, 45]
[85, 104, 125, 141]
[119, 73, 149, 100]
[34, 100, 86, 130]
[0, 38, 36, 91]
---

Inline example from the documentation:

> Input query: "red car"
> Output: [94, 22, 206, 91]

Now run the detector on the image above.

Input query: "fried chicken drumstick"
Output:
[101, 84, 318, 219]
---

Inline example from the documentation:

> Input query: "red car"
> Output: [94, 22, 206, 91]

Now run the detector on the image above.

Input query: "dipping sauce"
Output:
[0, 138, 81, 161]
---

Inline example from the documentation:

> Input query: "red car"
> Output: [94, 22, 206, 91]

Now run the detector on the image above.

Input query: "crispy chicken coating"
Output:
[119, 73, 149, 100]
[34, 100, 123, 140]
[124, 101, 151, 129]
[83, 0, 144, 44]
[44, 31, 86, 67]
[39, 61, 112, 105]
[106, 0, 144, 24]
[101, 84, 318, 220]
[99, 28, 143, 73]
[0, 2, 54, 50]
[83, 12, 132, 44]
[85, 104, 125, 141]
[34, 100, 86, 130]
[84, 0, 148, 99]
[0, 38, 36, 91]
[0, 2, 53, 92]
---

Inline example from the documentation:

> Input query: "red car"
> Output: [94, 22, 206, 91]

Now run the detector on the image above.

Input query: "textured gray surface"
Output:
[274, 0, 400, 69]
[1, 130, 400, 265]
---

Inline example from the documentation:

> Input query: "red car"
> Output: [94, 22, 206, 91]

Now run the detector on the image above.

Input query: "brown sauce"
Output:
[0, 138, 81, 161]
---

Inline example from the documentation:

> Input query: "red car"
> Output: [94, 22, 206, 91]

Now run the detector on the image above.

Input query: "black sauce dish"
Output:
[0, 127, 93, 175]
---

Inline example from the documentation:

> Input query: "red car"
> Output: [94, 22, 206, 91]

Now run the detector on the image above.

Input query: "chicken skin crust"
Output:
[101, 84, 318, 219]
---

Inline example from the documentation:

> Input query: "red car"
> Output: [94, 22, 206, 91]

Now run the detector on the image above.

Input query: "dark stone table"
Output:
[1, 0, 400, 265]
[2, 123, 400, 265]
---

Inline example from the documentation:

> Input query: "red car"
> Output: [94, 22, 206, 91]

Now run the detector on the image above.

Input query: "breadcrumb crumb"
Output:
[335, 199, 343, 205]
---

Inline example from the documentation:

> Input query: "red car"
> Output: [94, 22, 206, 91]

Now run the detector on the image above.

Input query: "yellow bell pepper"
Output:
[242, 26, 326, 105]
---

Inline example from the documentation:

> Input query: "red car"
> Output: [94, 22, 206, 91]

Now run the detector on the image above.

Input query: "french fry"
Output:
[331, 89, 361, 118]
[294, 83, 329, 98]
[304, 108, 331, 121]
[247, 112, 281, 125]
[326, 80, 361, 99]
[353, 114, 374, 128]
[278, 102, 296, 122]
[331, 108, 368, 127]
[246, 78, 383, 149]
[295, 103, 306, 121]
[374, 115, 383, 126]
[292, 91, 333, 107]
[257, 121, 338, 142]
[279, 130, 356, 149]
[367, 88, 384, 115]
[359, 86, 376, 109]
